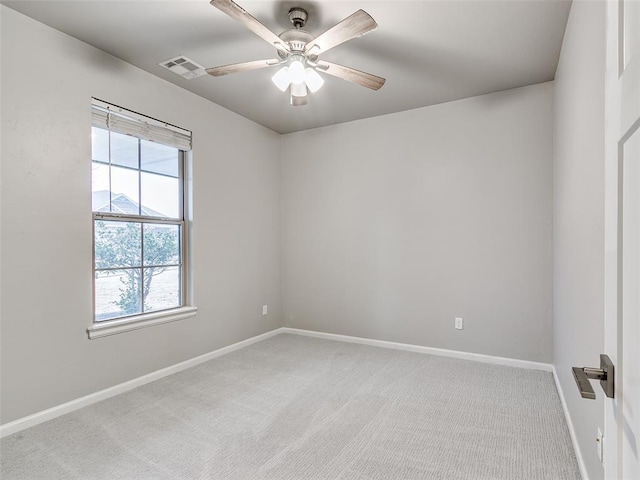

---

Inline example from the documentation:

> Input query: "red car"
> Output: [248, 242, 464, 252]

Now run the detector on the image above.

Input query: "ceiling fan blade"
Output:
[316, 61, 386, 91]
[206, 59, 280, 77]
[304, 10, 377, 55]
[210, 0, 289, 53]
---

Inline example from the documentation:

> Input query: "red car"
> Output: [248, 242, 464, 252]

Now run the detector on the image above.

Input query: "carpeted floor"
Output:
[1, 333, 580, 479]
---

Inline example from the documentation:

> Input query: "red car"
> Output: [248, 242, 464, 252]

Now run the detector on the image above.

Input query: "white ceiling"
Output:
[2, 0, 571, 134]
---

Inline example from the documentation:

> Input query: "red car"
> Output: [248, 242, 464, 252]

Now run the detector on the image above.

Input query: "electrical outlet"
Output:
[262, 305, 268, 315]
[596, 428, 603, 463]
[455, 317, 463, 330]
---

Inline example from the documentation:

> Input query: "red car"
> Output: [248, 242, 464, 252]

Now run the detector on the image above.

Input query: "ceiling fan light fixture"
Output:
[272, 66, 291, 92]
[288, 58, 306, 84]
[290, 94, 308, 106]
[290, 81, 307, 98]
[304, 68, 324, 93]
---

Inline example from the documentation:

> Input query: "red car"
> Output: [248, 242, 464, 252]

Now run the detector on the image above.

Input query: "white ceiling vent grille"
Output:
[159, 56, 206, 80]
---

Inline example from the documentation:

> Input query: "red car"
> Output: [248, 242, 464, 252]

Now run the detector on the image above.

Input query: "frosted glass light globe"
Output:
[304, 68, 324, 93]
[289, 60, 305, 84]
[271, 66, 290, 92]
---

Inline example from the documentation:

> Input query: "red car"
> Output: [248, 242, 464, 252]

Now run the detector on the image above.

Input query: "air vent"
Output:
[159, 55, 206, 80]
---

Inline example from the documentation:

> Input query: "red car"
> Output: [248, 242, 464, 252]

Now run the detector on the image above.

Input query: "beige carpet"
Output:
[1, 333, 580, 479]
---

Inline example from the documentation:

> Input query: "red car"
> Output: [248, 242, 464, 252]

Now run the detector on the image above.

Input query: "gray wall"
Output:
[553, 1, 606, 478]
[2, 4, 602, 449]
[281, 83, 554, 363]
[0, 7, 282, 424]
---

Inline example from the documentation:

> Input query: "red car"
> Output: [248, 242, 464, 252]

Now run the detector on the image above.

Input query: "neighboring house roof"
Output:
[93, 190, 164, 217]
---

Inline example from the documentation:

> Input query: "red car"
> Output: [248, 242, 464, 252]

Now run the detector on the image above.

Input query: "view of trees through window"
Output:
[92, 124, 184, 321]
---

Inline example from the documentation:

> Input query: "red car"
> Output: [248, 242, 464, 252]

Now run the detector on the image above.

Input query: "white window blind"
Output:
[91, 99, 192, 151]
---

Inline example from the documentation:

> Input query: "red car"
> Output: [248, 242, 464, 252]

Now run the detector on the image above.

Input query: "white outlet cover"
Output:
[262, 305, 268, 315]
[455, 317, 463, 330]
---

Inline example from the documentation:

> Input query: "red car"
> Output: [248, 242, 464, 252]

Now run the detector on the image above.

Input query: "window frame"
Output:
[87, 103, 196, 339]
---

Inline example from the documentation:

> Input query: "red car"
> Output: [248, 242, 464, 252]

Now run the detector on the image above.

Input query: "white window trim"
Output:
[90, 99, 195, 339]
[87, 306, 197, 339]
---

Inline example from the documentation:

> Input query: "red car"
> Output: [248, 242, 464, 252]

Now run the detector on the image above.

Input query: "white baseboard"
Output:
[0, 328, 285, 439]
[280, 327, 553, 372]
[553, 367, 589, 480]
[1, 326, 554, 439]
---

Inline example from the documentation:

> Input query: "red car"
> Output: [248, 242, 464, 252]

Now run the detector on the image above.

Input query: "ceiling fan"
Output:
[206, 0, 386, 106]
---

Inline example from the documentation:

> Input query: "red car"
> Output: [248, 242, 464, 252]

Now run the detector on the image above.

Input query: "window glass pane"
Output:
[143, 224, 180, 267]
[92, 127, 109, 164]
[95, 221, 142, 269]
[110, 131, 138, 169]
[141, 140, 179, 177]
[144, 266, 181, 313]
[141, 172, 179, 218]
[111, 166, 140, 215]
[91, 162, 111, 212]
[91, 103, 188, 324]
[95, 269, 142, 321]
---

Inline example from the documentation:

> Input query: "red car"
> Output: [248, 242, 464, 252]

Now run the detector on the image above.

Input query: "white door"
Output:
[604, 1, 640, 479]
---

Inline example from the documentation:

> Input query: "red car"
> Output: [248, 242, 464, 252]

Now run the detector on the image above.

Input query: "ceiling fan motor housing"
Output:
[277, 29, 314, 58]
[288, 7, 308, 28]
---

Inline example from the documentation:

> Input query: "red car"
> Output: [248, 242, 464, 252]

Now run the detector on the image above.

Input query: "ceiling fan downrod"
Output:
[288, 7, 308, 29]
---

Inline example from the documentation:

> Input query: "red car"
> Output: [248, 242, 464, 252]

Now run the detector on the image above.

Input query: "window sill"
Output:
[87, 306, 198, 339]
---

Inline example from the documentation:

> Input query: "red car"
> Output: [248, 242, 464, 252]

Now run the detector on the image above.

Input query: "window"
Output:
[88, 100, 195, 338]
